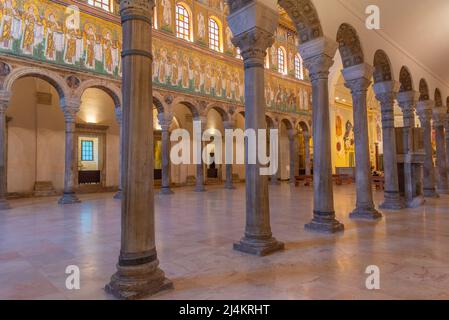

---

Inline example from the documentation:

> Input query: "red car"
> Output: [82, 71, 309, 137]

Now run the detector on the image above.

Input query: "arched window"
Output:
[176, 4, 192, 41]
[208, 18, 221, 52]
[87, 0, 112, 12]
[277, 47, 286, 75]
[294, 54, 303, 80]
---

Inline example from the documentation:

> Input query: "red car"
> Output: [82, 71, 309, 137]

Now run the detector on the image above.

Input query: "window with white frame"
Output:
[277, 47, 286, 74]
[294, 54, 303, 80]
[87, 0, 112, 12]
[176, 4, 191, 41]
[208, 18, 221, 52]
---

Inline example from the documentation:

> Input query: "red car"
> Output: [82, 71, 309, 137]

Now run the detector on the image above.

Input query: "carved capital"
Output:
[232, 28, 274, 66]
[0, 90, 11, 113]
[119, 0, 154, 24]
[288, 128, 298, 140]
[299, 37, 338, 81]
[397, 90, 419, 113]
[61, 97, 81, 122]
[342, 63, 373, 96]
[344, 77, 371, 96]
[432, 107, 446, 127]
[223, 120, 235, 130]
[157, 112, 174, 131]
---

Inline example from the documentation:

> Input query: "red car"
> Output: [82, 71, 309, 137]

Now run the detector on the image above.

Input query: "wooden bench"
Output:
[372, 176, 385, 190]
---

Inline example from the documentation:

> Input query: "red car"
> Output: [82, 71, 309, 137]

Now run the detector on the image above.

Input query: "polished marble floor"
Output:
[0, 183, 449, 300]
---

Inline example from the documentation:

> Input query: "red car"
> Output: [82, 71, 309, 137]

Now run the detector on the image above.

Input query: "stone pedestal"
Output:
[228, 1, 284, 255]
[342, 63, 381, 220]
[299, 37, 344, 233]
[373, 81, 404, 209]
[106, 0, 172, 299]
[58, 100, 81, 205]
[433, 107, 449, 194]
[158, 112, 174, 195]
[0, 95, 10, 210]
[416, 100, 439, 198]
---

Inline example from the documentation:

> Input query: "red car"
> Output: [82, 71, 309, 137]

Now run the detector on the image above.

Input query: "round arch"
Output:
[205, 103, 230, 122]
[373, 49, 393, 83]
[399, 66, 414, 92]
[435, 88, 443, 107]
[336, 23, 364, 68]
[278, 0, 323, 44]
[2, 67, 69, 100]
[419, 78, 430, 101]
[75, 79, 122, 109]
[172, 96, 200, 119]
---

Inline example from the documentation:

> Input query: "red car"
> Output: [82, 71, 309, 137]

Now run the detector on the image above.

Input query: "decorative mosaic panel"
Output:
[0, 0, 122, 78]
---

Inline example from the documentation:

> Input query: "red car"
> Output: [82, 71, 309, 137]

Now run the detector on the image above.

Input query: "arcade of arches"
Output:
[0, 0, 449, 300]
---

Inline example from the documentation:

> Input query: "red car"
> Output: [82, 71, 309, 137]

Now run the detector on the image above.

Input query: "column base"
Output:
[224, 183, 236, 190]
[113, 190, 122, 200]
[233, 236, 284, 256]
[58, 192, 81, 205]
[424, 188, 439, 198]
[436, 188, 449, 195]
[105, 260, 173, 300]
[159, 187, 174, 195]
[406, 196, 425, 208]
[350, 207, 382, 220]
[305, 212, 344, 234]
[194, 185, 206, 192]
[379, 194, 405, 210]
[0, 198, 10, 210]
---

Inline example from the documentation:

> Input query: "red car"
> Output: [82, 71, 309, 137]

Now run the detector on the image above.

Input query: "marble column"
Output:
[58, 99, 81, 205]
[342, 63, 382, 220]
[288, 128, 298, 184]
[432, 107, 449, 193]
[195, 116, 206, 192]
[300, 37, 344, 233]
[270, 120, 281, 185]
[106, 0, 172, 299]
[416, 100, 439, 198]
[0, 94, 10, 210]
[223, 120, 235, 189]
[373, 81, 404, 209]
[304, 132, 311, 176]
[158, 112, 174, 195]
[228, 1, 284, 255]
[113, 107, 123, 199]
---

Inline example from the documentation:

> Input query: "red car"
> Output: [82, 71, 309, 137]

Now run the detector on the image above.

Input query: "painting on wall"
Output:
[0, 0, 122, 78]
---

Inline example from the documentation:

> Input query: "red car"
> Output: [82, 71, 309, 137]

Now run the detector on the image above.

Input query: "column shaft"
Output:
[0, 99, 10, 210]
[433, 109, 449, 193]
[304, 133, 311, 176]
[114, 108, 123, 199]
[58, 106, 81, 205]
[158, 112, 173, 195]
[106, 0, 172, 299]
[374, 82, 404, 209]
[228, 2, 283, 255]
[417, 102, 439, 198]
[288, 129, 297, 183]
[343, 64, 381, 220]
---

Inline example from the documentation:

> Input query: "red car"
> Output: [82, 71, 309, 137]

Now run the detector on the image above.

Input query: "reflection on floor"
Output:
[0, 183, 449, 300]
